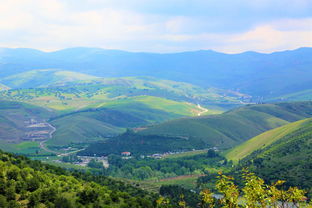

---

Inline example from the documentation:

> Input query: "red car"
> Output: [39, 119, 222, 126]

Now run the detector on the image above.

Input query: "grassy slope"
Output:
[0, 76, 238, 113]
[0, 69, 97, 88]
[138, 102, 312, 149]
[0, 100, 55, 141]
[267, 89, 312, 102]
[225, 118, 309, 162]
[0, 83, 9, 90]
[238, 118, 312, 195]
[47, 104, 183, 146]
[95, 96, 220, 117]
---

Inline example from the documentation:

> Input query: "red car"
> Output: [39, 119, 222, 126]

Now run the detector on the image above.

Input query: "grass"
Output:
[139, 102, 312, 149]
[0, 69, 97, 88]
[268, 89, 312, 102]
[224, 118, 309, 162]
[238, 118, 312, 196]
[0, 76, 234, 114]
[97, 95, 215, 117]
[163, 150, 207, 159]
[0, 100, 55, 142]
[124, 175, 200, 193]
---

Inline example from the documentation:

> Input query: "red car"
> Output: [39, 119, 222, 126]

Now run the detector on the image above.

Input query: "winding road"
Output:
[197, 104, 208, 116]
[39, 122, 85, 156]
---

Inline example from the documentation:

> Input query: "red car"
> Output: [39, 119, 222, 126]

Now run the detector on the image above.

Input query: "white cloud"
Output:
[0, 0, 311, 53]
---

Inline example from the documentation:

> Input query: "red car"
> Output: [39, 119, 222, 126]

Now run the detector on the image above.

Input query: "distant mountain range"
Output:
[1, 47, 312, 100]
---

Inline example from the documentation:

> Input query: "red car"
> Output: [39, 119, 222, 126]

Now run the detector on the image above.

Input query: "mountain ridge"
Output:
[1, 47, 311, 99]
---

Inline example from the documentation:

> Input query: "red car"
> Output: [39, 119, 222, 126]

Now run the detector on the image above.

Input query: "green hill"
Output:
[137, 102, 312, 149]
[268, 89, 312, 103]
[0, 150, 156, 207]
[237, 118, 312, 196]
[47, 100, 200, 146]
[0, 76, 242, 112]
[225, 118, 309, 162]
[0, 83, 9, 91]
[0, 100, 55, 142]
[0, 69, 97, 88]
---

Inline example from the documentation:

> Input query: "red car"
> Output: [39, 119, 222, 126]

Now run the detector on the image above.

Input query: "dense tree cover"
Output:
[80, 130, 208, 156]
[158, 170, 309, 208]
[236, 119, 312, 198]
[0, 150, 157, 207]
[103, 152, 228, 180]
[139, 101, 312, 149]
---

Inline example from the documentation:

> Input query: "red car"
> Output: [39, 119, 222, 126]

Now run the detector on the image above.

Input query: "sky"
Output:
[0, 0, 311, 53]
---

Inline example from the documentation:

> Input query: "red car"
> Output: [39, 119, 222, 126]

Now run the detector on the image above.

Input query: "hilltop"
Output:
[137, 102, 312, 148]
[0, 69, 97, 89]
[0, 76, 239, 113]
[80, 101, 312, 155]
[0, 47, 311, 100]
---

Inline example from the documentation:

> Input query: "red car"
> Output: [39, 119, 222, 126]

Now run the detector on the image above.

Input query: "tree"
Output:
[207, 149, 217, 158]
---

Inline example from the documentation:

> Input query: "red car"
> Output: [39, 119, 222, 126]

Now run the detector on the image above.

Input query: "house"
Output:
[121, 152, 131, 156]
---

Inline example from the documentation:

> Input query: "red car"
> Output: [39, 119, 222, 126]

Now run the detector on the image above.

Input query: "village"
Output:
[53, 148, 215, 169]
[23, 118, 55, 141]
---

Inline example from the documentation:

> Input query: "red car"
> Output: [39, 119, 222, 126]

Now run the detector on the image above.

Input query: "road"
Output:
[39, 122, 85, 156]
[197, 104, 208, 116]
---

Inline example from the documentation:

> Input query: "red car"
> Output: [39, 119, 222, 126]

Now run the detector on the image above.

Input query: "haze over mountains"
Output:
[1, 47, 312, 101]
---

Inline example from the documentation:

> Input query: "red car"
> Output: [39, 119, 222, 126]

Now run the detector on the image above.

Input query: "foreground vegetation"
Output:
[158, 170, 309, 208]
[0, 150, 157, 208]
[237, 118, 312, 198]
[103, 150, 227, 181]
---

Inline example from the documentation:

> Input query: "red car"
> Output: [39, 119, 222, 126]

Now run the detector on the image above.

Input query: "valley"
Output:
[0, 47, 311, 207]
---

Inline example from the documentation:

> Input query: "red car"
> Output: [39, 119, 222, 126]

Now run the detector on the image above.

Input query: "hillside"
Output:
[0, 150, 156, 207]
[0, 47, 311, 99]
[0, 76, 242, 112]
[137, 102, 312, 149]
[0, 69, 97, 88]
[0, 83, 9, 91]
[225, 118, 309, 162]
[237, 118, 312, 196]
[0, 100, 55, 142]
[47, 97, 210, 147]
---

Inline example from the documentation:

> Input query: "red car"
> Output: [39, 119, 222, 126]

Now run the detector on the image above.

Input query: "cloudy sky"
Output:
[0, 0, 311, 53]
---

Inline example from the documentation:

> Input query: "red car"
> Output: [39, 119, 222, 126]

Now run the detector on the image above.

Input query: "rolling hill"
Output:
[225, 118, 310, 162]
[136, 102, 312, 149]
[236, 118, 312, 196]
[47, 97, 211, 147]
[0, 100, 55, 142]
[0, 69, 97, 88]
[0, 83, 9, 91]
[0, 76, 237, 112]
[0, 47, 311, 99]
[79, 102, 312, 156]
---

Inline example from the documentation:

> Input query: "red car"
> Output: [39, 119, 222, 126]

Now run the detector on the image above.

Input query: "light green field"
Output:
[139, 102, 312, 149]
[0, 69, 97, 88]
[125, 175, 200, 193]
[163, 150, 207, 159]
[96, 96, 217, 117]
[225, 118, 309, 162]
[0, 76, 237, 114]
[0, 141, 53, 156]
[267, 89, 312, 102]
[0, 83, 9, 91]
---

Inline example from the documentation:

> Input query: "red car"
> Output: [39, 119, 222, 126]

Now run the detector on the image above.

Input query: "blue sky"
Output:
[0, 0, 311, 53]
